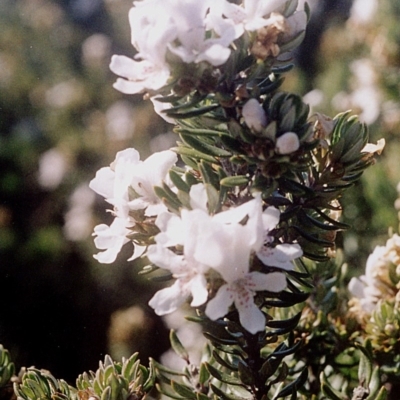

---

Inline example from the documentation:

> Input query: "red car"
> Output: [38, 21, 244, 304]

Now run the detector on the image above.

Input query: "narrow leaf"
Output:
[170, 330, 189, 362]
[180, 133, 231, 157]
[220, 175, 249, 187]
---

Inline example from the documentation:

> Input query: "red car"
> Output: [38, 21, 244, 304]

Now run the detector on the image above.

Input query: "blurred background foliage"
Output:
[0, 0, 399, 384]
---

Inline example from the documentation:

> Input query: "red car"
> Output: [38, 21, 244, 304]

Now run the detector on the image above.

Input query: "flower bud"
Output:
[242, 99, 267, 132]
[275, 132, 300, 154]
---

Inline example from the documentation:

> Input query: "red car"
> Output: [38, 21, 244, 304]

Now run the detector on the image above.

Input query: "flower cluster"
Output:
[148, 185, 302, 333]
[110, 0, 307, 96]
[90, 150, 302, 333]
[348, 234, 400, 321]
[90, 148, 177, 263]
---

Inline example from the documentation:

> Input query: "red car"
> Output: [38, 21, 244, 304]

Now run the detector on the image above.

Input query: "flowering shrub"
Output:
[5, 0, 397, 399]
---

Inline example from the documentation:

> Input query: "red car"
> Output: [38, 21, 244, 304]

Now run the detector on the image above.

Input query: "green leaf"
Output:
[269, 339, 302, 358]
[101, 385, 111, 400]
[205, 183, 220, 214]
[163, 93, 208, 112]
[357, 345, 373, 386]
[153, 185, 182, 212]
[175, 127, 229, 136]
[292, 225, 334, 247]
[199, 160, 219, 187]
[301, 211, 339, 231]
[196, 392, 210, 400]
[210, 384, 248, 400]
[212, 351, 238, 371]
[171, 381, 198, 399]
[169, 170, 190, 192]
[152, 359, 187, 377]
[369, 386, 388, 400]
[320, 373, 345, 400]
[198, 362, 211, 386]
[170, 330, 190, 362]
[185, 171, 200, 187]
[313, 208, 350, 229]
[238, 361, 254, 386]
[166, 104, 219, 119]
[180, 133, 231, 157]
[206, 364, 243, 386]
[156, 383, 187, 399]
[266, 312, 302, 330]
[172, 146, 217, 163]
[366, 367, 382, 400]
[177, 190, 192, 209]
[331, 111, 353, 146]
[121, 353, 139, 381]
[220, 175, 249, 187]
[275, 368, 307, 398]
[259, 76, 285, 96]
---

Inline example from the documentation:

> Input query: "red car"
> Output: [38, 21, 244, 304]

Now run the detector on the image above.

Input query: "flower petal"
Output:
[246, 271, 287, 292]
[205, 284, 233, 320]
[189, 274, 209, 307]
[237, 300, 266, 334]
[149, 281, 187, 315]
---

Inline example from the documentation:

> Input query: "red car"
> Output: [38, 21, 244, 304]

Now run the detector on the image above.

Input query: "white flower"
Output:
[215, 0, 288, 37]
[148, 206, 216, 315]
[148, 192, 302, 333]
[206, 271, 287, 334]
[257, 243, 303, 269]
[110, 0, 176, 94]
[90, 148, 140, 213]
[110, 0, 238, 93]
[166, 0, 236, 66]
[242, 99, 267, 132]
[92, 217, 132, 264]
[89, 148, 177, 263]
[150, 96, 175, 125]
[361, 138, 385, 155]
[90, 148, 177, 217]
[204, 200, 301, 333]
[348, 236, 400, 318]
[128, 150, 178, 216]
[147, 245, 209, 315]
[275, 132, 300, 154]
[37, 148, 69, 190]
[110, 56, 171, 95]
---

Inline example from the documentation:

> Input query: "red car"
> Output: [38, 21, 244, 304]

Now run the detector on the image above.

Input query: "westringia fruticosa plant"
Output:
[9, 0, 388, 399]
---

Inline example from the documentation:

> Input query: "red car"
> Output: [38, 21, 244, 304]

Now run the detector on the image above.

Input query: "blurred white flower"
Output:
[37, 147, 69, 190]
[242, 98, 267, 132]
[332, 59, 381, 125]
[161, 309, 206, 369]
[349, 234, 400, 319]
[275, 132, 300, 154]
[350, 0, 378, 25]
[303, 89, 324, 110]
[45, 79, 85, 109]
[81, 33, 111, 68]
[63, 183, 95, 241]
[105, 101, 136, 140]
